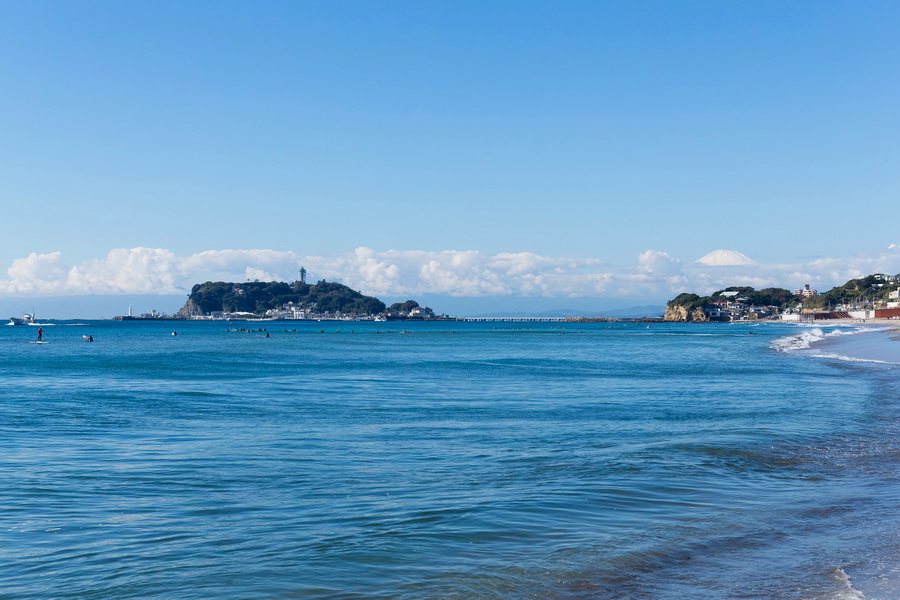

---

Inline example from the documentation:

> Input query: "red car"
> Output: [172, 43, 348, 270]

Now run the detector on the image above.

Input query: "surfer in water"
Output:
[37, 327, 43, 342]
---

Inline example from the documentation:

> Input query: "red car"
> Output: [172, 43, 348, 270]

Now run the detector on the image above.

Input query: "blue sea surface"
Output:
[2, 320, 899, 599]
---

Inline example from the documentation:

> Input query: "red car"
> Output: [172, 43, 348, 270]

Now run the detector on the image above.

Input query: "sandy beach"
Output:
[786, 317, 900, 327]
[792, 319, 900, 364]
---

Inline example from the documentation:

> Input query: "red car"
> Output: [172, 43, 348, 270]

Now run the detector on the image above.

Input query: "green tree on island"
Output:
[183, 280, 387, 316]
[389, 300, 420, 313]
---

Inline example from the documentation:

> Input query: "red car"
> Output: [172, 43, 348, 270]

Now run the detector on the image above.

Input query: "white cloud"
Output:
[2, 245, 900, 300]
[637, 250, 682, 275]
[68, 247, 180, 294]
[5, 252, 70, 294]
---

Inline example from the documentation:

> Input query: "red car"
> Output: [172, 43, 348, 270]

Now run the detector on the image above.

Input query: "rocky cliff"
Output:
[663, 292, 709, 322]
[177, 298, 203, 318]
[663, 304, 708, 322]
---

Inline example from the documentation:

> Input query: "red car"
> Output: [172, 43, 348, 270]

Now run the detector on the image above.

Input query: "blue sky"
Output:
[1, 1, 899, 316]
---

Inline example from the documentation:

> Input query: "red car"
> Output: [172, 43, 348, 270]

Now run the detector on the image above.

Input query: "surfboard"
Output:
[29, 341, 50, 344]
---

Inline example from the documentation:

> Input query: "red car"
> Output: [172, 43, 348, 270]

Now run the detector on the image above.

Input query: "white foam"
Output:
[773, 326, 869, 353]
[825, 568, 866, 600]
[810, 352, 895, 365]
[773, 328, 827, 352]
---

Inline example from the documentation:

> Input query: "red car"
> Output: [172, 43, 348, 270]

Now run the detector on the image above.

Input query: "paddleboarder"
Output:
[37, 327, 43, 342]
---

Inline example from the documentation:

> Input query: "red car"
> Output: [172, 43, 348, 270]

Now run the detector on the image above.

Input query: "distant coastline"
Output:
[664, 273, 900, 323]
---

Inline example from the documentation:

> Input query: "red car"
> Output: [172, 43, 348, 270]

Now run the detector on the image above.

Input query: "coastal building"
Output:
[887, 289, 900, 309]
[706, 305, 727, 319]
[408, 306, 435, 319]
[223, 311, 259, 320]
[794, 284, 818, 298]
[264, 303, 314, 320]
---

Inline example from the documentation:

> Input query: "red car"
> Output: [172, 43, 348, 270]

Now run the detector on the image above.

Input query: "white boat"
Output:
[8, 313, 35, 326]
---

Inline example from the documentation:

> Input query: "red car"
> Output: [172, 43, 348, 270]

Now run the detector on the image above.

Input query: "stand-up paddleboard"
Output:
[29, 341, 50, 344]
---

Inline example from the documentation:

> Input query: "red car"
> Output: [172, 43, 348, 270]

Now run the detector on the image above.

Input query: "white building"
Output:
[794, 284, 818, 298]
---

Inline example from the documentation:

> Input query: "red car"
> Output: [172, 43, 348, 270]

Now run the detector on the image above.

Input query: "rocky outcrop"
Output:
[663, 304, 708, 322]
[177, 298, 203, 318]
[663, 293, 709, 322]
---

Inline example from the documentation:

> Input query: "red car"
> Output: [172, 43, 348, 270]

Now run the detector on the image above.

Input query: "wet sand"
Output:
[790, 318, 900, 326]
[806, 322, 900, 364]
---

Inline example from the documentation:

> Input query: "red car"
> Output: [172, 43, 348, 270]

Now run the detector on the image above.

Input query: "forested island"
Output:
[665, 274, 900, 322]
[150, 280, 442, 321]
[179, 280, 386, 318]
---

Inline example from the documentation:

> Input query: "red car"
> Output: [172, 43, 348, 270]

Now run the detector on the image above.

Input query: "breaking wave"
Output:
[824, 568, 866, 600]
[771, 326, 863, 352]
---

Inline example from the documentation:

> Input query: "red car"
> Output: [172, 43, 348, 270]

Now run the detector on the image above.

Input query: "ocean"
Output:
[2, 320, 898, 599]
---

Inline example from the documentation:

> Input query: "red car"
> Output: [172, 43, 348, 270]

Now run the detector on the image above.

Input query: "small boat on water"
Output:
[8, 313, 35, 326]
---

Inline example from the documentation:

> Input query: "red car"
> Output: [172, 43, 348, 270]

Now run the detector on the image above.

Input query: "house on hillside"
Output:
[408, 306, 435, 319]
[794, 284, 817, 298]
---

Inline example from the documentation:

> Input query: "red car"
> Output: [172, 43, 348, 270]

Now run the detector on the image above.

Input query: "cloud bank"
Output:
[2, 245, 900, 300]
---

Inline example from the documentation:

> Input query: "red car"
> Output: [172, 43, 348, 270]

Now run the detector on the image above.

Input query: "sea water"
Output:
[1, 320, 899, 599]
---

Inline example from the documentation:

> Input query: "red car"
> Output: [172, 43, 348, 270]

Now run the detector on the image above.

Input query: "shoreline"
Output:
[794, 317, 900, 326]
[804, 322, 900, 364]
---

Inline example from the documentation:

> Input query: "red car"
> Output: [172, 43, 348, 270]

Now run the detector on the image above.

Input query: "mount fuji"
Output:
[694, 249, 757, 266]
